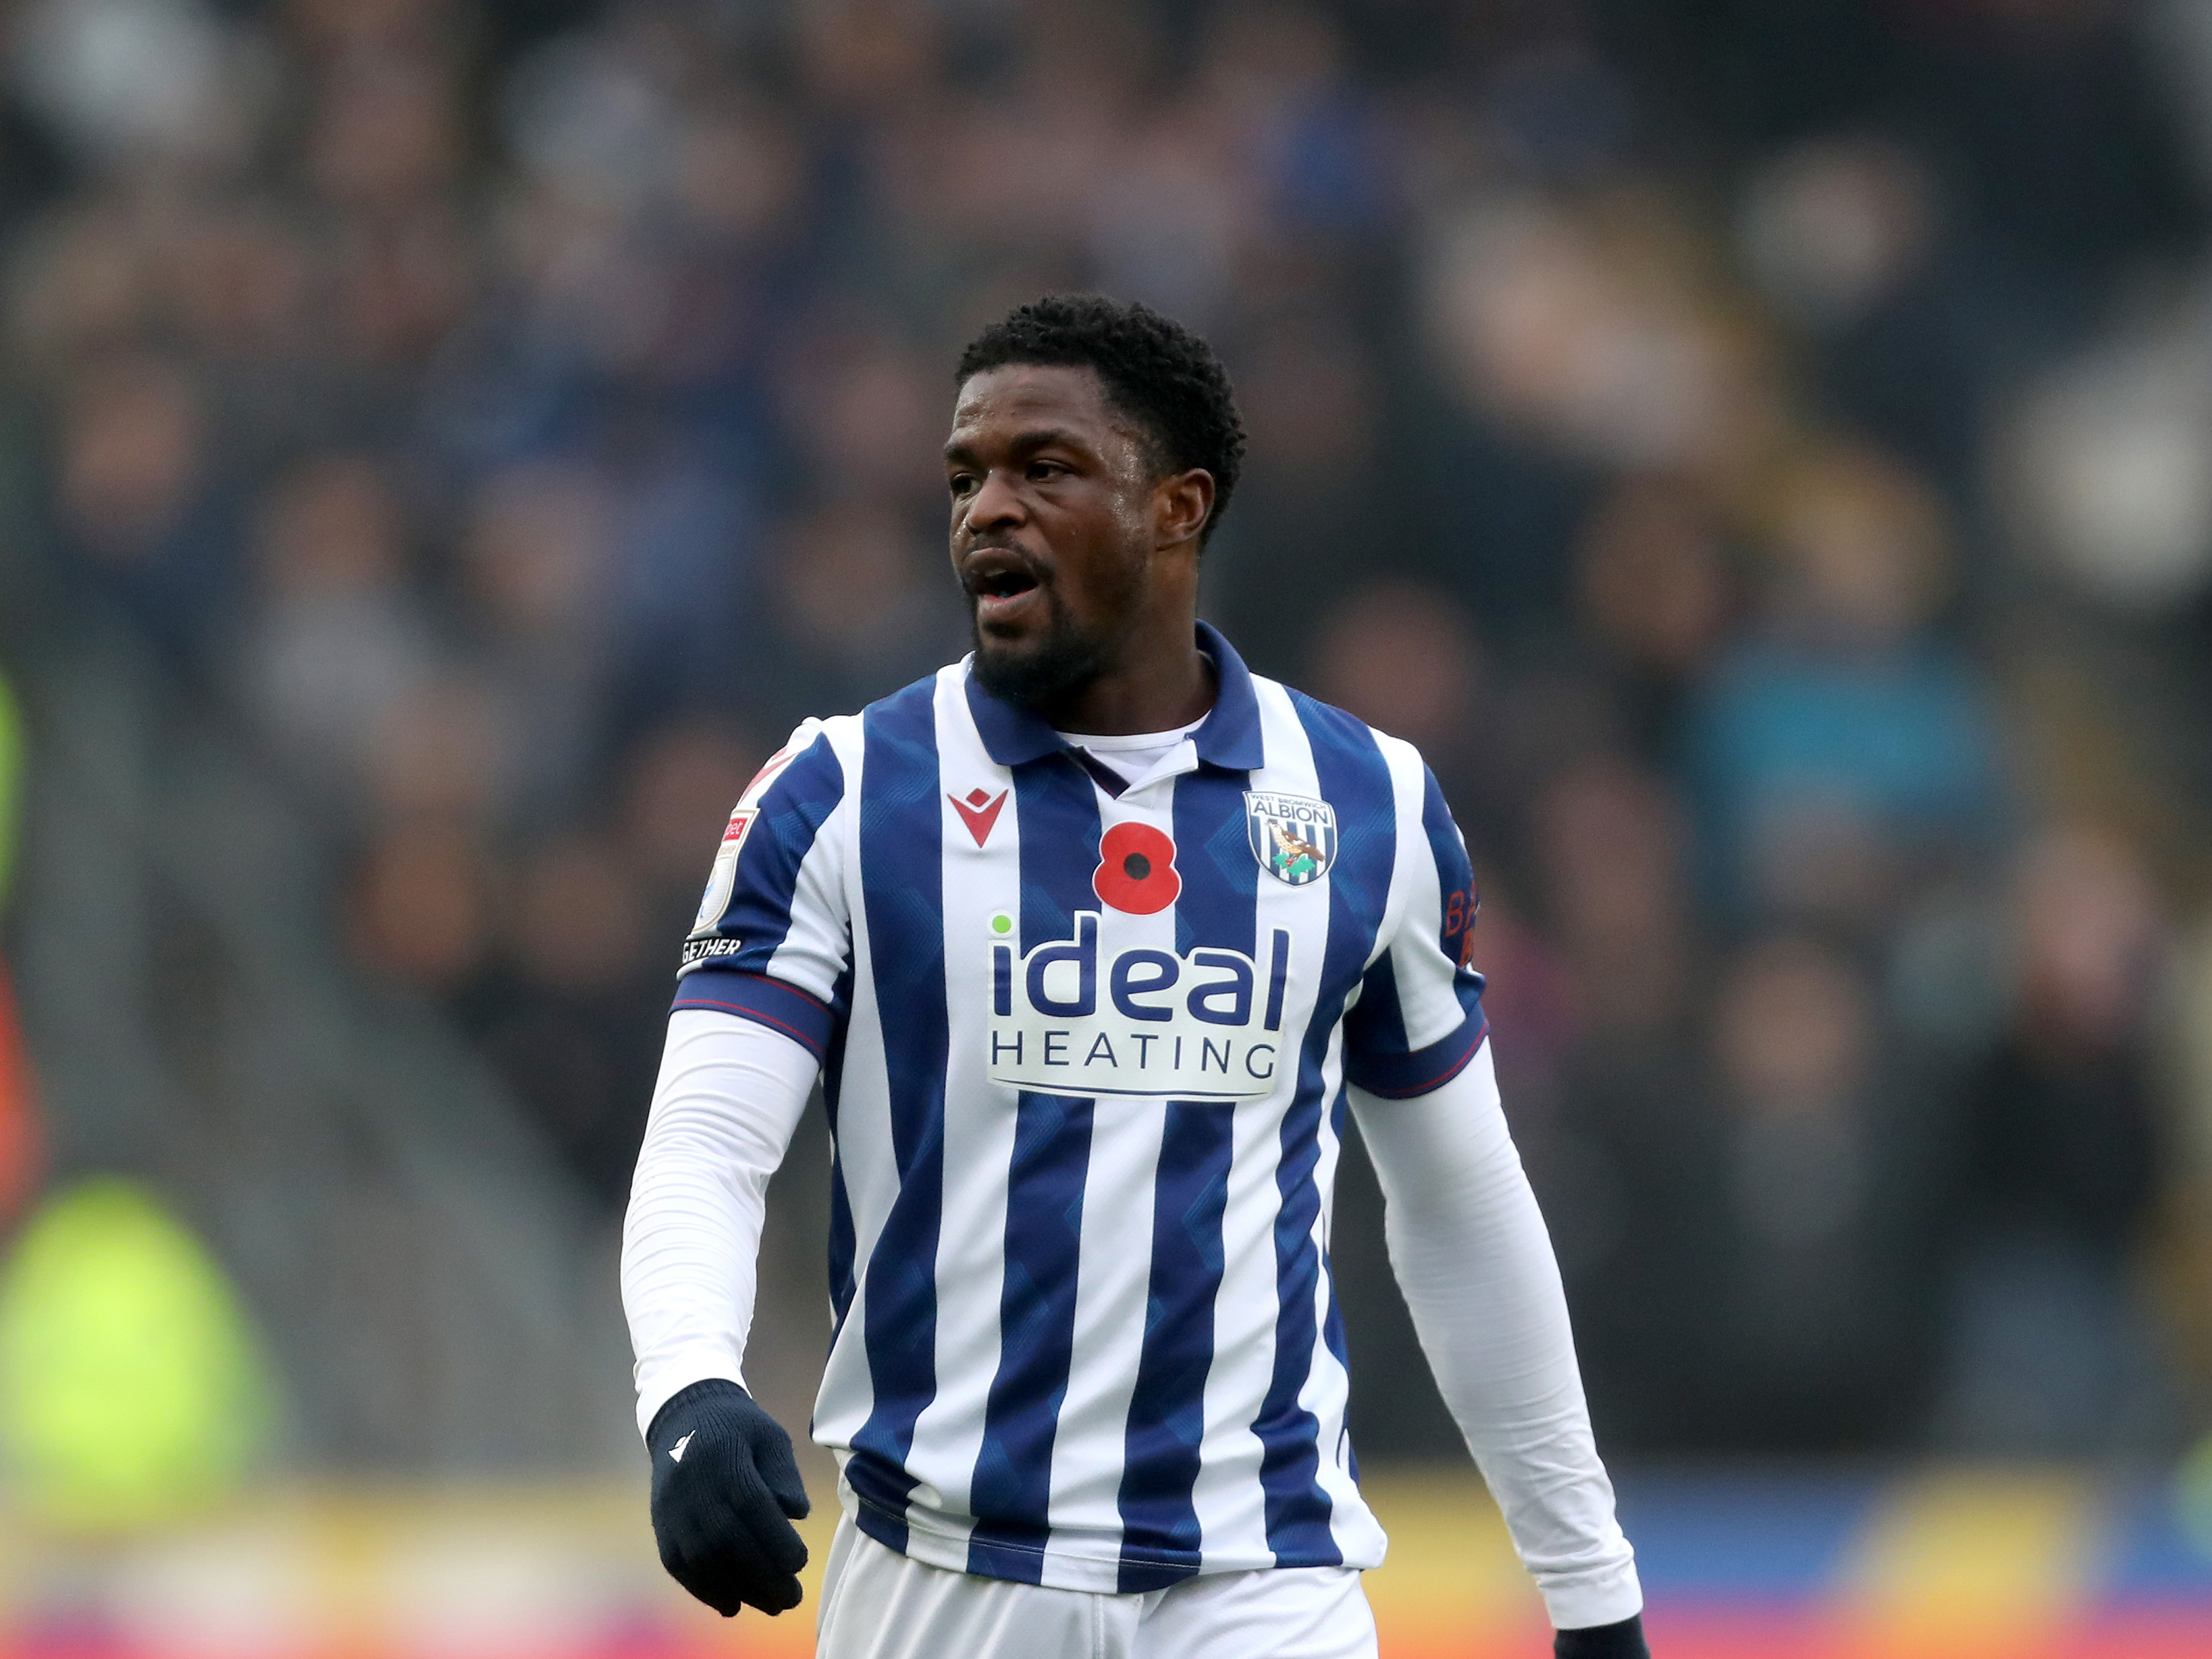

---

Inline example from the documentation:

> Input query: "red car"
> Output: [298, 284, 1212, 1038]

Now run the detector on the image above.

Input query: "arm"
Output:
[630, 713, 853, 1433]
[1350, 1041, 1645, 1643]
[621, 718, 854, 1618]
[1341, 752, 1643, 1651]
[621, 1007, 822, 1619]
[621, 1007, 818, 1435]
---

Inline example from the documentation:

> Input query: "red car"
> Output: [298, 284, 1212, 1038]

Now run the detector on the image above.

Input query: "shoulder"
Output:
[752, 712, 862, 810]
[862, 668, 952, 719]
[774, 664, 954, 756]
[772, 664, 960, 785]
[1265, 676, 1431, 796]
[847, 665, 962, 739]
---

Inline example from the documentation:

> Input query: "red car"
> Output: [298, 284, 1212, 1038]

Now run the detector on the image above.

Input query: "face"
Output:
[945, 363, 1202, 710]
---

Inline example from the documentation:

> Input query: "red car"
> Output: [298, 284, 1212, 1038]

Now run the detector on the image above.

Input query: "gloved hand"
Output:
[647, 1378, 812, 1616]
[1556, 1613, 1650, 1658]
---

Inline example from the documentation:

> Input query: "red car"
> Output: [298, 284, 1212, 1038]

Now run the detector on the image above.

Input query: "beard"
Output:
[969, 581, 1126, 714]
[971, 606, 1118, 712]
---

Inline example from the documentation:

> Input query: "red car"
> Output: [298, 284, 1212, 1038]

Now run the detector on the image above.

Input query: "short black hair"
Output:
[955, 294, 1246, 547]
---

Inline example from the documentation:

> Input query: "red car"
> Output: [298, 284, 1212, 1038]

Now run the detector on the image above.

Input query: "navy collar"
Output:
[964, 621, 1267, 773]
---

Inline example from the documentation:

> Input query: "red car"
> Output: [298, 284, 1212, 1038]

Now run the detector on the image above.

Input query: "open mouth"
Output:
[963, 550, 1045, 624]
[972, 567, 1038, 601]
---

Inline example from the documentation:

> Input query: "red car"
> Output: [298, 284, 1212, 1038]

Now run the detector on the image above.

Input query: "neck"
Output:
[1041, 618, 1214, 735]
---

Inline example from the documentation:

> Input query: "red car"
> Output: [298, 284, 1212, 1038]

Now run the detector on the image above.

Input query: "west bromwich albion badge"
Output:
[1245, 791, 1337, 886]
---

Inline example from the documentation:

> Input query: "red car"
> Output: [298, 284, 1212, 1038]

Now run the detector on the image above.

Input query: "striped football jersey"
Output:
[674, 623, 1487, 1594]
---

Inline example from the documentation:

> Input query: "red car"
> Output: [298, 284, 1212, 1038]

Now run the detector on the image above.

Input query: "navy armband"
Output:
[1343, 1007, 1488, 1099]
[673, 969, 836, 1061]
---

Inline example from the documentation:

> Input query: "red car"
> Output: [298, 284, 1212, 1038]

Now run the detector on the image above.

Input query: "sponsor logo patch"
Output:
[987, 911, 1292, 1101]
[1245, 791, 1337, 886]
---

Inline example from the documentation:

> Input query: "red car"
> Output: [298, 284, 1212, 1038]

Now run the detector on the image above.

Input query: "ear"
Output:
[1152, 469, 1215, 552]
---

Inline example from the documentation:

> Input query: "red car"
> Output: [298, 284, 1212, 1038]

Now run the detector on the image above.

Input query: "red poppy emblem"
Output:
[1093, 822, 1180, 915]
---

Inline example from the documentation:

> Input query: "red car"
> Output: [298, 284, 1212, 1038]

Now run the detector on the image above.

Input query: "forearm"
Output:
[1350, 1042, 1641, 1631]
[620, 1007, 816, 1440]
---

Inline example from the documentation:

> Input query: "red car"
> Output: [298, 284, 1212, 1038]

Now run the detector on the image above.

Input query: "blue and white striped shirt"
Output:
[673, 624, 1488, 1593]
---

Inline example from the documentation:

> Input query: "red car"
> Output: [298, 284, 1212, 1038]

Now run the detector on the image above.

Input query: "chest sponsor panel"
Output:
[986, 912, 1292, 1101]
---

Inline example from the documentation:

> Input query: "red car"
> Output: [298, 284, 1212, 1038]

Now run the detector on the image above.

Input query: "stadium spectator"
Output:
[238, 454, 438, 810]
[1528, 754, 1725, 1450]
[1937, 826, 2173, 1452]
[1706, 934, 1949, 1450]
[1686, 441, 2005, 931]
[1571, 475, 1739, 762]
[475, 834, 662, 1206]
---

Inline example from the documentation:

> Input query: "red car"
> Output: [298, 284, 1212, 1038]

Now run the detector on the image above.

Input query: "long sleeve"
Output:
[620, 1007, 818, 1440]
[1350, 1039, 1643, 1631]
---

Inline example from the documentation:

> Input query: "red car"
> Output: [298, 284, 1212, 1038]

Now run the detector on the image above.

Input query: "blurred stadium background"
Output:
[3, 0, 2212, 1652]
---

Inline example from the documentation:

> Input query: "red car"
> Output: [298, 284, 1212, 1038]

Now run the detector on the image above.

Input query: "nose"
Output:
[962, 467, 1025, 536]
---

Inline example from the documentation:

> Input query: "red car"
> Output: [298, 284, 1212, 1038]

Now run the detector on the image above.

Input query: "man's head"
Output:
[946, 295, 1244, 714]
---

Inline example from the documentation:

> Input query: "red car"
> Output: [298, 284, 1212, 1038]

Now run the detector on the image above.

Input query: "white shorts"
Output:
[814, 1515, 1379, 1659]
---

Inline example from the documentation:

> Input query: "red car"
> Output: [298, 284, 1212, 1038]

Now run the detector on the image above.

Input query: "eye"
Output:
[1026, 460, 1064, 481]
[949, 471, 976, 496]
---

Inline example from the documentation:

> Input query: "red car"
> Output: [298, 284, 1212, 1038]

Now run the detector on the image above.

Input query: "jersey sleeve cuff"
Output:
[1541, 1560, 1644, 1632]
[634, 1350, 747, 1443]
[670, 968, 835, 1061]
[1343, 1009, 1489, 1099]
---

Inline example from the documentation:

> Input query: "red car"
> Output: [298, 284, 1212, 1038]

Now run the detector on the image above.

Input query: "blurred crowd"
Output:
[7, 0, 2212, 1460]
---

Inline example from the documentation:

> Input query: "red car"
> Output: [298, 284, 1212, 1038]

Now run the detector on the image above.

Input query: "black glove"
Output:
[1556, 1613, 1650, 1658]
[647, 1379, 812, 1616]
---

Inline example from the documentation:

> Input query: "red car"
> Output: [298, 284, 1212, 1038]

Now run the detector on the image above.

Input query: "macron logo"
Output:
[669, 1431, 695, 1463]
[949, 788, 1008, 848]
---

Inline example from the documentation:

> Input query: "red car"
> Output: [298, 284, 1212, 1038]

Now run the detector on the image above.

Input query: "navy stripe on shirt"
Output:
[692, 729, 843, 968]
[1113, 764, 1260, 1587]
[1252, 693, 1397, 1565]
[1340, 764, 1489, 1097]
[1115, 1101, 1234, 1590]
[966, 1090, 1095, 1582]
[823, 955, 860, 1336]
[965, 754, 1105, 1578]
[846, 679, 951, 1558]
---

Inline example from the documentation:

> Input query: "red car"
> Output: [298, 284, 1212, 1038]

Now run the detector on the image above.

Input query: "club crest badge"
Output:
[1244, 791, 1337, 887]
